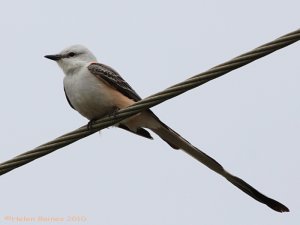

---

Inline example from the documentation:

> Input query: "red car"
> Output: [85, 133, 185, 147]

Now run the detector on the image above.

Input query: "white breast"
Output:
[63, 67, 116, 120]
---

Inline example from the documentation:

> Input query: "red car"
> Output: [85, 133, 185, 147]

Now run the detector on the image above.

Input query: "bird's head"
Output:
[45, 44, 97, 75]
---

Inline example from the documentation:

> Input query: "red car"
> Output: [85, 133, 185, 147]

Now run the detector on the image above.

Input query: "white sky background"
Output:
[0, 1, 299, 224]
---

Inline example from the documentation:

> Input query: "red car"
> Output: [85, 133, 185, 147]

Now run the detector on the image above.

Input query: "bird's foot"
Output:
[86, 107, 120, 130]
[108, 106, 120, 118]
[87, 119, 97, 130]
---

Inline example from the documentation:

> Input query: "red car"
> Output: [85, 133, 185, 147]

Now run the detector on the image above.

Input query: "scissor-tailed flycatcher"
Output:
[45, 45, 288, 212]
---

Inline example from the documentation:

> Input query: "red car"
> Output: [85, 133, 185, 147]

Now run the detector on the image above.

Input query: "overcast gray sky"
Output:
[0, 1, 299, 225]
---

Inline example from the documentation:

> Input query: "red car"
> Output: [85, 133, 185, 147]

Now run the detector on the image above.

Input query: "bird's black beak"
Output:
[44, 54, 62, 61]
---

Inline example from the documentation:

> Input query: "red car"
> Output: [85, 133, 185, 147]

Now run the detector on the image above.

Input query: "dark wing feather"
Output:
[88, 62, 156, 140]
[118, 124, 153, 139]
[88, 62, 176, 143]
[64, 87, 75, 109]
[88, 63, 142, 102]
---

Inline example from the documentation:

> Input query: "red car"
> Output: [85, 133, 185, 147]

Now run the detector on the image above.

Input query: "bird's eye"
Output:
[68, 52, 76, 57]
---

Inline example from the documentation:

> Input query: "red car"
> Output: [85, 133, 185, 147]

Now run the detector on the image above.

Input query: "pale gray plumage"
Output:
[45, 44, 289, 212]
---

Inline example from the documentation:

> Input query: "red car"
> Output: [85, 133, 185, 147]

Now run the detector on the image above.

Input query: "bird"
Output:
[45, 44, 289, 212]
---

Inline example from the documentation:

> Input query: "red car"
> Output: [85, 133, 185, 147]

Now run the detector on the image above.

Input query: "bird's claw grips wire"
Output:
[0, 29, 299, 176]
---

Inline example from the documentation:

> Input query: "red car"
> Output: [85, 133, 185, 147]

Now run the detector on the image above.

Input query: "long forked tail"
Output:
[150, 123, 289, 213]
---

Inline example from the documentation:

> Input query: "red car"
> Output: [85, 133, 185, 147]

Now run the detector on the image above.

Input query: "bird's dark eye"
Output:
[68, 52, 76, 57]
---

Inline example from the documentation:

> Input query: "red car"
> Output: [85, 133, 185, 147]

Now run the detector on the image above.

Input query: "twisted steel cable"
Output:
[0, 29, 299, 176]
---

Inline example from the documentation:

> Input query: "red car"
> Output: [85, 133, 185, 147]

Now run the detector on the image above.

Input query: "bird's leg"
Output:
[86, 106, 120, 130]
[87, 119, 97, 130]
[108, 106, 120, 118]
